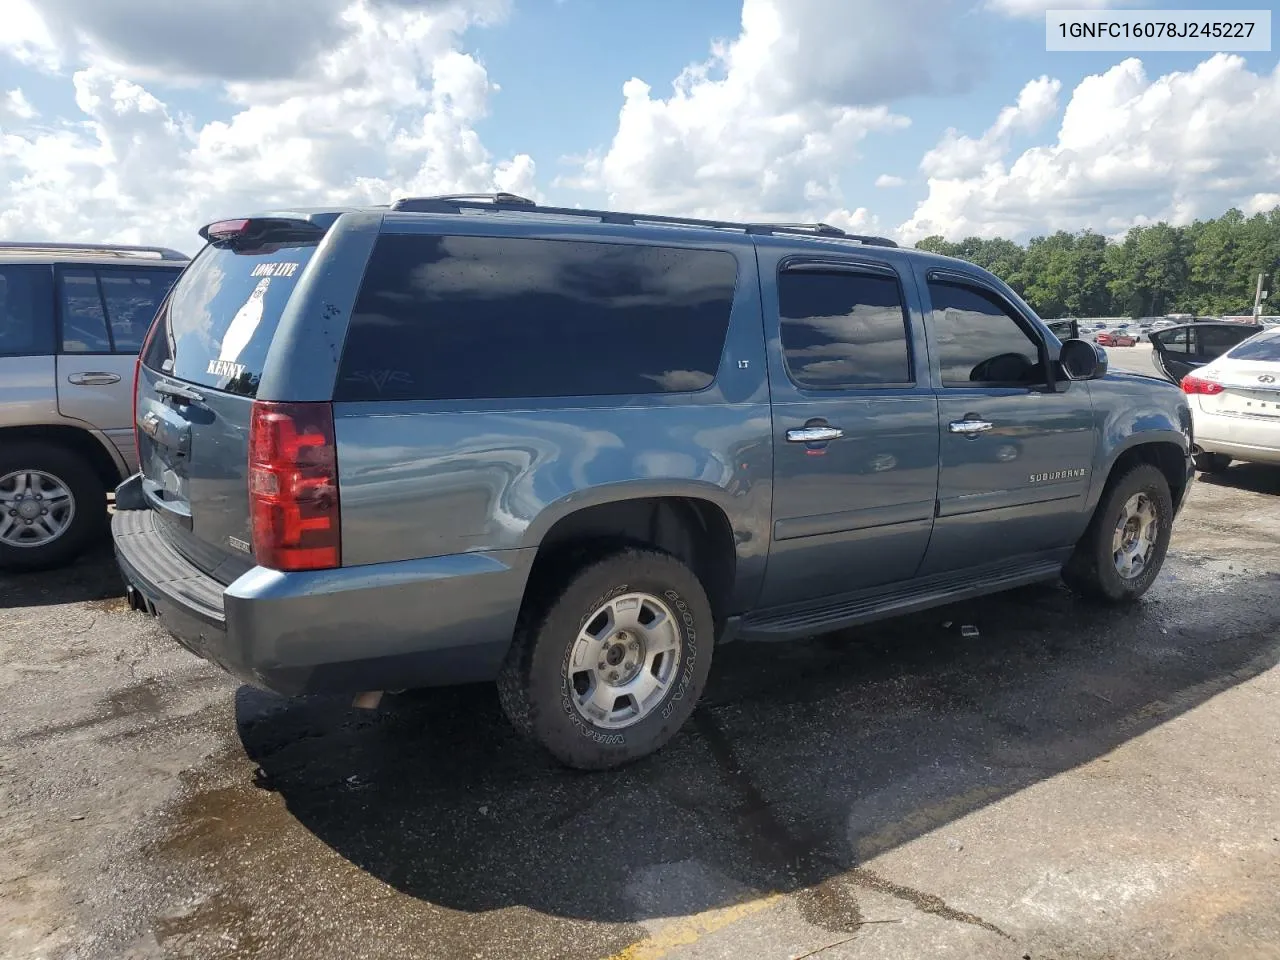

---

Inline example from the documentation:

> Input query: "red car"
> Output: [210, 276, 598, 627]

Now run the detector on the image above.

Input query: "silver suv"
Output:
[0, 241, 187, 570]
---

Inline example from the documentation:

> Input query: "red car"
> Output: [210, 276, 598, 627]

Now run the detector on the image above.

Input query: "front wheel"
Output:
[1063, 464, 1173, 603]
[497, 548, 714, 770]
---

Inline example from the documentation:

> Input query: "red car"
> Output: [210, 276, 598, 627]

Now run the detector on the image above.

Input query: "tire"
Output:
[1062, 463, 1173, 603]
[0, 442, 106, 572]
[1193, 451, 1231, 473]
[497, 547, 714, 770]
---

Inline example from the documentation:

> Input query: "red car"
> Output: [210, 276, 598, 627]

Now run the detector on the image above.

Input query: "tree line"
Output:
[914, 206, 1280, 320]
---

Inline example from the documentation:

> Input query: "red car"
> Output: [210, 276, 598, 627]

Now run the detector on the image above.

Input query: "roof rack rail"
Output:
[386, 195, 898, 247]
[0, 240, 189, 261]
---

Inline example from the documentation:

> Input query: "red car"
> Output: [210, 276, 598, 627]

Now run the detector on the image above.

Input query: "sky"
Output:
[0, 0, 1277, 255]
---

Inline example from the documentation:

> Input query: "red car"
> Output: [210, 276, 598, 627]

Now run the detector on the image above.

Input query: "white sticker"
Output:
[218, 277, 270, 366]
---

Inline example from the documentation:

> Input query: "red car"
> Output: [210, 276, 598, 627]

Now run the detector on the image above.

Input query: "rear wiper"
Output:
[155, 381, 205, 403]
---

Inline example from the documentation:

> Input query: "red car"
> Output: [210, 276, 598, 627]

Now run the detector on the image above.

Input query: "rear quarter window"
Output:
[0, 264, 54, 356]
[334, 234, 739, 402]
[142, 242, 317, 396]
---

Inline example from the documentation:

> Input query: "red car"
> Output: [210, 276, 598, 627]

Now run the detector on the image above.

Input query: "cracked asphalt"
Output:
[3, 363, 1278, 960]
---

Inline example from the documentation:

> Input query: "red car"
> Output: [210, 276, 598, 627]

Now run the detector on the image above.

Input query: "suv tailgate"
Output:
[136, 228, 321, 583]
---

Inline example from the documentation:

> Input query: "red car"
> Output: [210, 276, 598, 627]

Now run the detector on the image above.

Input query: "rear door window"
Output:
[777, 268, 912, 388]
[334, 234, 738, 402]
[59, 267, 182, 354]
[58, 270, 113, 353]
[99, 269, 178, 352]
[0, 265, 55, 356]
[142, 242, 317, 396]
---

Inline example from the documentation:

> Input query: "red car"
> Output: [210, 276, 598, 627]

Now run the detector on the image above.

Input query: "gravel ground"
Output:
[2, 446, 1278, 960]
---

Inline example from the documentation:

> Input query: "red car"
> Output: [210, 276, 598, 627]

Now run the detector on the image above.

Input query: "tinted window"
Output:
[335, 234, 738, 402]
[929, 281, 1043, 386]
[778, 270, 911, 387]
[58, 270, 112, 353]
[100, 269, 179, 353]
[142, 242, 317, 396]
[1155, 328, 1191, 355]
[1227, 329, 1280, 362]
[0, 265, 54, 356]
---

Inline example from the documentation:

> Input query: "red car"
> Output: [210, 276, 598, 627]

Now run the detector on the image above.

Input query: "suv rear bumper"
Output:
[112, 477, 534, 697]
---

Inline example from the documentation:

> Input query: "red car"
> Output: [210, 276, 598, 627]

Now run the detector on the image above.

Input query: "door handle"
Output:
[949, 419, 993, 435]
[786, 426, 844, 443]
[67, 372, 121, 386]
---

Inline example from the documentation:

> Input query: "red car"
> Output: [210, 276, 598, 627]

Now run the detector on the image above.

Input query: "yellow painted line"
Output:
[602, 892, 785, 960]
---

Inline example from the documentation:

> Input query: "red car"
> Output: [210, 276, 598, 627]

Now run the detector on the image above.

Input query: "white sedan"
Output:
[1181, 326, 1280, 471]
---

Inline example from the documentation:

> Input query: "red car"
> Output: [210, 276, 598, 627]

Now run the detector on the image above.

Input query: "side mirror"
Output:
[1060, 338, 1108, 381]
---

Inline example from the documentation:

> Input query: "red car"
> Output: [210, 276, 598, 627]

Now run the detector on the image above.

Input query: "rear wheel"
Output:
[1063, 464, 1173, 603]
[497, 548, 714, 770]
[1193, 451, 1231, 473]
[0, 443, 106, 572]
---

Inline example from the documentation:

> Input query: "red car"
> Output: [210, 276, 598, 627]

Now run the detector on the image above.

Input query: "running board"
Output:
[738, 554, 1067, 641]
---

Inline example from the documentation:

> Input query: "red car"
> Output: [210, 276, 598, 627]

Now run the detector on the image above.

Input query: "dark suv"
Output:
[112, 195, 1194, 769]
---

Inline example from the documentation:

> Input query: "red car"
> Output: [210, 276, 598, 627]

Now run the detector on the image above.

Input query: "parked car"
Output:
[0, 241, 187, 569]
[112, 195, 1193, 770]
[1152, 324, 1279, 472]
[1096, 328, 1136, 347]
[1105, 329, 1138, 347]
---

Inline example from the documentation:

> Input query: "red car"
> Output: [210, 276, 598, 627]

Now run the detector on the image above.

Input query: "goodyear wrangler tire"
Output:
[497, 548, 714, 770]
[1063, 463, 1173, 603]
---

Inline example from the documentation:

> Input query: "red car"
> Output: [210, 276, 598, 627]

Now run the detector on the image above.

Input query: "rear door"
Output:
[136, 233, 320, 582]
[1151, 323, 1260, 383]
[756, 250, 939, 607]
[56, 265, 182, 469]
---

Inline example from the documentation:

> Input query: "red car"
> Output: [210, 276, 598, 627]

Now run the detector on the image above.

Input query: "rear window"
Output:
[1226, 329, 1280, 362]
[334, 234, 738, 402]
[141, 242, 317, 396]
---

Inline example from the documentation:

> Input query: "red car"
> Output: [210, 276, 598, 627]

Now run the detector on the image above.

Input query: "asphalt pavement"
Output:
[2, 403, 1278, 960]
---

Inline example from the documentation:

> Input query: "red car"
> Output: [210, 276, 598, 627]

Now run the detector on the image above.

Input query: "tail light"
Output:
[1181, 375, 1224, 395]
[248, 401, 341, 571]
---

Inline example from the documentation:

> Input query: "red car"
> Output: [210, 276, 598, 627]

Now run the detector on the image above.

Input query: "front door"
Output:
[917, 271, 1097, 576]
[757, 249, 939, 607]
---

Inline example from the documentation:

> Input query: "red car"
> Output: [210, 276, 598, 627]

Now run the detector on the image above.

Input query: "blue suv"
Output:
[112, 194, 1194, 769]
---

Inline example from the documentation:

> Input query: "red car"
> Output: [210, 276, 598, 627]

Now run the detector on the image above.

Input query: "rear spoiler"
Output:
[197, 210, 349, 243]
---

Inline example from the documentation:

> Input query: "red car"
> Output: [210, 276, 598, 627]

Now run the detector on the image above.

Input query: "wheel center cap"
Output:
[605, 644, 625, 667]
[17, 500, 40, 520]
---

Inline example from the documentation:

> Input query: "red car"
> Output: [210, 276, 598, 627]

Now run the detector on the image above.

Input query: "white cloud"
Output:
[919, 75, 1061, 180]
[562, 0, 982, 226]
[985, 0, 1123, 17]
[2, 90, 37, 121]
[875, 174, 906, 188]
[0, 0, 533, 253]
[900, 55, 1280, 243]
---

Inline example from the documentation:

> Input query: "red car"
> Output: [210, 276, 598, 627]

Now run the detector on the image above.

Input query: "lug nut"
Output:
[34, 494, 41, 501]
[609, 671, 619, 682]
[24, 519, 33, 525]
